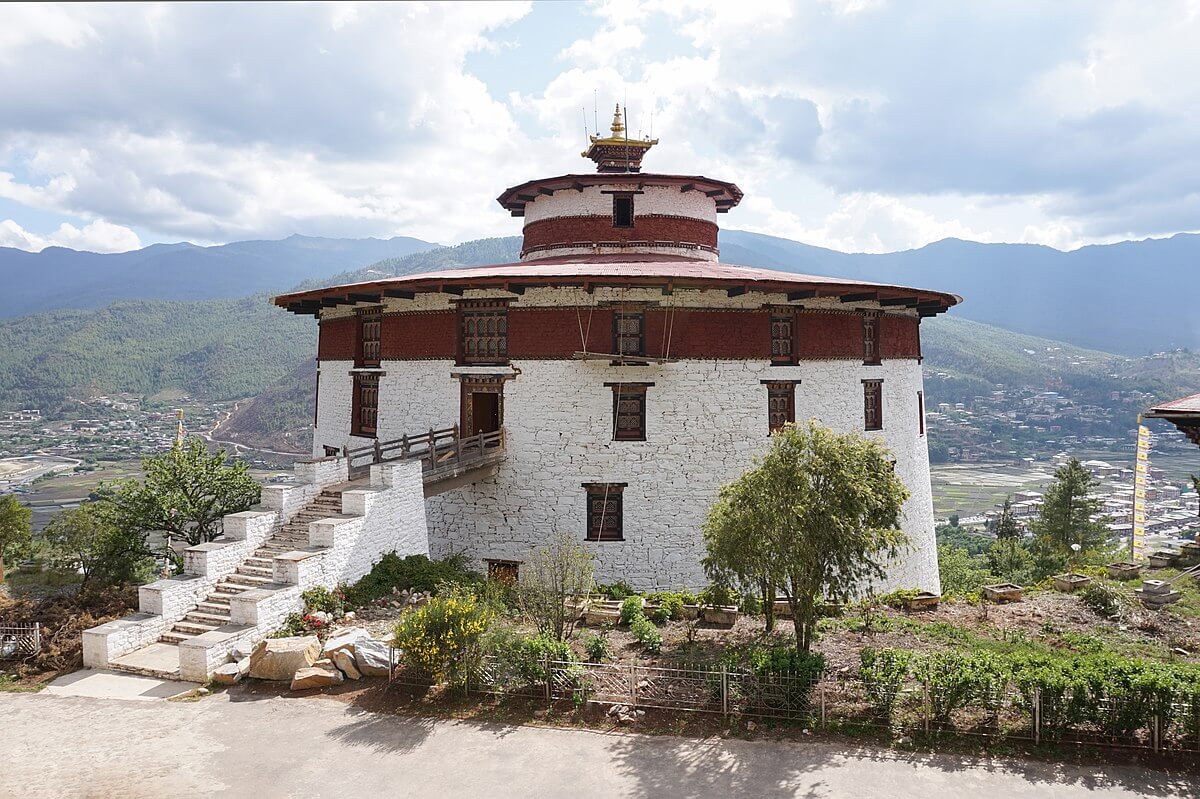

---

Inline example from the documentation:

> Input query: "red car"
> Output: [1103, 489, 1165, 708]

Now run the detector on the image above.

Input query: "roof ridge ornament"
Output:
[583, 102, 658, 173]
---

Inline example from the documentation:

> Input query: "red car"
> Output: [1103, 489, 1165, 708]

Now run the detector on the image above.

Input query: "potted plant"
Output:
[902, 591, 941, 611]
[1106, 561, 1141, 580]
[982, 583, 1023, 603]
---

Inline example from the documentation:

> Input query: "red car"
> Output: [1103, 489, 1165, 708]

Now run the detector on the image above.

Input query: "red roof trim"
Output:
[273, 254, 962, 317]
[496, 173, 743, 216]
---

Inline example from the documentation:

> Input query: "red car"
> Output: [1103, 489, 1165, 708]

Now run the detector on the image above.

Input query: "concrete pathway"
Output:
[42, 668, 199, 701]
[0, 690, 1194, 798]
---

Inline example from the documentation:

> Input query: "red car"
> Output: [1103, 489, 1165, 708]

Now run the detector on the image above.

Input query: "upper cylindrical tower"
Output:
[496, 104, 743, 262]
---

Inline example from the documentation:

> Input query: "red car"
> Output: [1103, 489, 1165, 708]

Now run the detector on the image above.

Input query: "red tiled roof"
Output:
[1148, 392, 1200, 416]
[273, 253, 962, 315]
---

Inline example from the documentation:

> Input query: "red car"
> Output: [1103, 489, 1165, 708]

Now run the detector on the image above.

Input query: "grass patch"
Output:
[0, 675, 46, 693]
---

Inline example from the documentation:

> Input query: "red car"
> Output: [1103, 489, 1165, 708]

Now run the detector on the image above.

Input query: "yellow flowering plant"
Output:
[392, 584, 495, 683]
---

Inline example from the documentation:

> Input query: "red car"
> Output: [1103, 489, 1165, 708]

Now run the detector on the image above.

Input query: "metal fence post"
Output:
[544, 653, 552, 702]
[819, 682, 826, 728]
[1033, 687, 1041, 745]
[1152, 714, 1160, 752]
[721, 664, 729, 720]
[630, 665, 638, 709]
[923, 679, 930, 735]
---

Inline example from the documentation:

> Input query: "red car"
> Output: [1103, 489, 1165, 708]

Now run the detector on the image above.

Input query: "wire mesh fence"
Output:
[386, 649, 1200, 753]
[0, 623, 41, 660]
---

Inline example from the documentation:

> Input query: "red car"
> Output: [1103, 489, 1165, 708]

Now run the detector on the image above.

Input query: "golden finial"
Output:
[610, 103, 625, 137]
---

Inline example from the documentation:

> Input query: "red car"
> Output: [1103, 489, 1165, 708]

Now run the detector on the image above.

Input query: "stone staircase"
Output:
[156, 489, 347, 646]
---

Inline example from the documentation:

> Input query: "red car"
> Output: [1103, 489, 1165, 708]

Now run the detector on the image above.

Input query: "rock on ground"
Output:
[290, 664, 344, 691]
[322, 627, 369, 658]
[249, 636, 320, 681]
[353, 639, 394, 678]
[331, 649, 361, 680]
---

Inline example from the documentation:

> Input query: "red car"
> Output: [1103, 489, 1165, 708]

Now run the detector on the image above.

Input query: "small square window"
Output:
[584, 483, 624, 541]
[612, 310, 645, 357]
[352, 372, 379, 437]
[862, 311, 881, 365]
[613, 195, 634, 228]
[770, 311, 794, 364]
[863, 379, 883, 431]
[357, 307, 382, 367]
[765, 382, 796, 433]
[611, 384, 648, 441]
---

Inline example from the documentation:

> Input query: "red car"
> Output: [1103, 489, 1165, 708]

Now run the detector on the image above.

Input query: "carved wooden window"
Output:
[460, 300, 508, 365]
[357, 307, 382, 367]
[352, 372, 379, 437]
[765, 382, 796, 433]
[862, 311, 881, 365]
[584, 483, 624, 541]
[917, 390, 925, 436]
[613, 194, 634, 228]
[863, 379, 883, 431]
[610, 383, 648, 441]
[612, 310, 645, 357]
[770, 311, 794, 364]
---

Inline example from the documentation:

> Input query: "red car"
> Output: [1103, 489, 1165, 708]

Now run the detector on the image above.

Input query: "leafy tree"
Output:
[42, 502, 153, 589]
[104, 437, 260, 550]
[993, 497, 1021, 540]
[1029, 458, 1111, 576]
[703, 421, 910, 654]
[0, 494, 32, 583]
[936, 523, 991, 556]
[987, 537, 1034, 586]
[517, 531, 595, 642]
[948, 514, 960, 528]
[937, 544, 991, 595]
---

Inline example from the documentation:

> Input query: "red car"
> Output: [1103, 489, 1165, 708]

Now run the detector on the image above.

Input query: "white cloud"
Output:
[0, 218, 141, 253]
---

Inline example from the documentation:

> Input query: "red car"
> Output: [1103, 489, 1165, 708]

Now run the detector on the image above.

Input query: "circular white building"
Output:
[275, 109, 960, 592]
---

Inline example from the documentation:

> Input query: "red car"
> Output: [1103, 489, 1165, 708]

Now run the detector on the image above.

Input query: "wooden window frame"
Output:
[863, 378, 883, 431]
[917, 390, 925, 436]
[584, 482, 626, 542]
[862, 311, 881, 365]
[607, 382, 650, 441]
[763, 380, 798, 433]
[352, 372, 380, 437]
[612, 194, 634, 228]
[612, 309, 646, 358]
[459, 299, 509, 366]
[356, 306, 382, 367]
[769, 309, 795, 365]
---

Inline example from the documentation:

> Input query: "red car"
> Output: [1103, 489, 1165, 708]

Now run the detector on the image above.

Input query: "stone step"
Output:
[196, 600, 230, 613]
[185, 610, 230, 625]
[238, 565, 274, 578]
[173, 620, 222, 635]
[213, 584, 246, 597]
[160, 630, 197, 644]
[243, 556, 273, 568]
[226, 573, 272, 587]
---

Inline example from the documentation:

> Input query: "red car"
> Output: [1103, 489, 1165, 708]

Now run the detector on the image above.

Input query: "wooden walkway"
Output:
[339, 426, 506, 486]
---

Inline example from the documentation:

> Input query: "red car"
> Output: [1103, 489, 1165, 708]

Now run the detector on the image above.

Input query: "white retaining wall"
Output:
[313, 354, 940, 595]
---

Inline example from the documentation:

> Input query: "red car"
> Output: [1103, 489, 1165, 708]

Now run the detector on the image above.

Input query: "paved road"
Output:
[0, 690, 1194, 798]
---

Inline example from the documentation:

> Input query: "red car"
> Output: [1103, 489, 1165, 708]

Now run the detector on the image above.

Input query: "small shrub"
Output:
[301, 585, 345, 617]
[739, 592, 763, 616]
[619, 596, 644, 626]
[1080, 582, 1125, 619]
[582, 630, 612, 662]
[914, 651, 1007, 724]
[597, 581, 636, 600]
[343, 552, 480, 608]
[877, 588, 921, 609]
[487, 630, 576, 684]
[698, 583, 738, 607]
[271, 612, 328, 639]
[629, 614, 663, 653]
[392, 585, 494, 683]
[645, 592, 686, 621]
[860, 647, 912, 722]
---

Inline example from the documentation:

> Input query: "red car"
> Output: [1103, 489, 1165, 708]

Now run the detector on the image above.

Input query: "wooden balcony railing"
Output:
[341, 425, 506, 481]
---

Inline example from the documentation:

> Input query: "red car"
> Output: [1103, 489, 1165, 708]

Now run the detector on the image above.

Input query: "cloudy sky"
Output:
[1, 1, 1197, 255]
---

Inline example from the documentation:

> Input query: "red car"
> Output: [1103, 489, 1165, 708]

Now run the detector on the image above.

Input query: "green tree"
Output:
[517, 531, 595, 642]
[703, 421, 910, 653]
[1029, 458, 1111, 576]
[937, 544, 991, 595]
[987, 537, 1033, 585]
[104, 437, 260, 550]
[42, 502, 153, 589]
[994, 497, 1021, 540]
[0, 494, 32, 583]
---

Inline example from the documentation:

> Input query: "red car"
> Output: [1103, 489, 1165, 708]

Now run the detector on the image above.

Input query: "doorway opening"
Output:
[460, 377, 505, 438]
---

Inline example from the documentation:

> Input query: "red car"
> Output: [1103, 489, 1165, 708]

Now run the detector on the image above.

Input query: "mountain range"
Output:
[0, 234, 435, 318]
